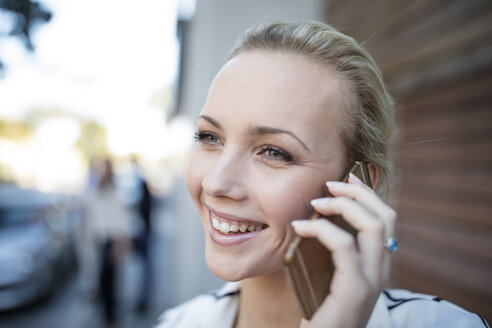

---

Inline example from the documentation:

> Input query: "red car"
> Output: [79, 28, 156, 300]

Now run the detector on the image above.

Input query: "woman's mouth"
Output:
[208, 209, 268, 246]
[211, 211, 267, 234]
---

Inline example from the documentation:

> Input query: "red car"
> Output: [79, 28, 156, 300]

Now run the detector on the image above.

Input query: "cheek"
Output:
[257, 171, 326, 230]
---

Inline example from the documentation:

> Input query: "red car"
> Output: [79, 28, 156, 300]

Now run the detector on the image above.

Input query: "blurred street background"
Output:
[1, 0, 491, 327]
[0, 186, 179, 328]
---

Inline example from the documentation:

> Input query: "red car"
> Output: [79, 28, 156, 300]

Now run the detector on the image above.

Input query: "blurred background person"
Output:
[84, 158, 132, 328]
[130, 157, 154, 313]
[75, 157, 104, 299]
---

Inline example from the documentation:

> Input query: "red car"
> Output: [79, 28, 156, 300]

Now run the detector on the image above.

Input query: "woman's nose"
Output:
[202, 150, 248, 200]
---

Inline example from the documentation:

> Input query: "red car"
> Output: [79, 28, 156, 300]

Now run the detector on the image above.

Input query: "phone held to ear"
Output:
[283, 161, 373, 320]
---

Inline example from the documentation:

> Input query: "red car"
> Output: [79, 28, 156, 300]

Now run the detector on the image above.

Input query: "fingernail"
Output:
[349, 172, 363, 184]
[310, 198, 332, 206]
[326, 181, 345, 189]
[291, 220, 308, 227]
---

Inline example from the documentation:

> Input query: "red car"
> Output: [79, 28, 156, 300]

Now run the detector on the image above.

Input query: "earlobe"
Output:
[367, 163, 379, 190]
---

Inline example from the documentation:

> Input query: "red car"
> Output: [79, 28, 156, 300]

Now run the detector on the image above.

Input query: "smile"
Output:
[210, 211, 267, 234]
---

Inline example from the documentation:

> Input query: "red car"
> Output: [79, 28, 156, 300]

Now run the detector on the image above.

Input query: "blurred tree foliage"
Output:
[0, 118, 32, 183]
[1, 106, 109, 163]
[0, 119, 31, 139]
[0, 0, 52, 73]
[77, 120, 109, 161]
[23, 106, 109, 160]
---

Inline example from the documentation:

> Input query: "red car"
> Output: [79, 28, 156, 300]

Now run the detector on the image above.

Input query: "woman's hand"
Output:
[292, 173, 397, 328]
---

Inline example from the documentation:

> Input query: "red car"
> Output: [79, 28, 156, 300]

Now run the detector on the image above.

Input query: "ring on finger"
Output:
[384, 237, 398, 252]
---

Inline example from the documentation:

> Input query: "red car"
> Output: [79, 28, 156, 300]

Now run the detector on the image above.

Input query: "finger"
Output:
[291, 219, 363, 277]
[326, 177, 397, 286]
[310, 197, 386, 286]
[311, 197, 382, 234]
[348, 177, 397, 287]
[325, 180, 396, 237]
[347, 174, 395, 286]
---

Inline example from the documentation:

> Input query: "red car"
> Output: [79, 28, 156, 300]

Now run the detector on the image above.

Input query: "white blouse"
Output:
[155, 282, 488, 328]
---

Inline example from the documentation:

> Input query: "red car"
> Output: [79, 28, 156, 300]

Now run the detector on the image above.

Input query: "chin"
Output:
[206, 258, 245, 282]
[208, 263, 246, 282]
[205, 244, 284, 282]
[204, 245, 248, 281]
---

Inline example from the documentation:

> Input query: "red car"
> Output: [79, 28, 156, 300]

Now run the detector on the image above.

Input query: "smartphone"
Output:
[283, 161, 372, 320]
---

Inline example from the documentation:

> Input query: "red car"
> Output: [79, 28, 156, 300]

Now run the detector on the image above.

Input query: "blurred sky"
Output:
[0, 0, 178, 121]
[0, 0, 197, 192]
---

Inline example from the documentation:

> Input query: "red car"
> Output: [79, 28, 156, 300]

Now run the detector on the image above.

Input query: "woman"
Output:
[85, 158, 131, 327]
[156, 21, 486, 327]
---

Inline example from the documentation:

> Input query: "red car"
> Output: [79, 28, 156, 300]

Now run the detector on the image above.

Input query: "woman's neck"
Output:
[235, 271, 303, 328]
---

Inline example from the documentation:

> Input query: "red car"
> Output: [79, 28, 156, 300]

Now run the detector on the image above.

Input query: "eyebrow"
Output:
[197, 114, 309, 151]
[250, 126, 310, 150]
[198, 115, 221, 129]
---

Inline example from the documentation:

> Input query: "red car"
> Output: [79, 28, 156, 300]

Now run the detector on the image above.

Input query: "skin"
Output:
[185, 51, 396, 328]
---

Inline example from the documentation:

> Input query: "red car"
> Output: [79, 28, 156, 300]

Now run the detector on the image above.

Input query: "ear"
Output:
[367, 163, 380, 190]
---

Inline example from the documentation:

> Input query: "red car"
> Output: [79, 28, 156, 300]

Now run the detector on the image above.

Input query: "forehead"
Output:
[203, 51, 347, 147]
[208, 51, 345, 118]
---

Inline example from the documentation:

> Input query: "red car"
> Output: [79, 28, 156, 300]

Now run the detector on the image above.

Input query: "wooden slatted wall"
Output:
[325, 0, 492, 322]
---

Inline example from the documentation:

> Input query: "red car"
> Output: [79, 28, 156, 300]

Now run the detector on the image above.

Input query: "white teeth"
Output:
[211, 212, 265, 234]
[220, 222, 230, 234]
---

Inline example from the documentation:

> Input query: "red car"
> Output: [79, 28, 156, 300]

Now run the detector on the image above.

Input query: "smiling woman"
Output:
[155, 21, 488, 328]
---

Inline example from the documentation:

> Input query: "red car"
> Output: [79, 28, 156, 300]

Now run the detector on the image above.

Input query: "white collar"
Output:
[366, 292, 394, 328]
[200, 282, 240, 328]
[201, 282, 393, 328]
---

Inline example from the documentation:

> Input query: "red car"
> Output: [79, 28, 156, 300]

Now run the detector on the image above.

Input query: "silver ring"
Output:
[384, 237, 398, 252]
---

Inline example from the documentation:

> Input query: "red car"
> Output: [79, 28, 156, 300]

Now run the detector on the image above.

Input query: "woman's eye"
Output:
[259, 146, 293, 162]
[265, 149, 281, 158]
[194, 131, 221, 145]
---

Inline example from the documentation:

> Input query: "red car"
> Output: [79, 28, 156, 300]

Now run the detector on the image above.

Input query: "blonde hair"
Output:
[229, 21, 394, 192]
